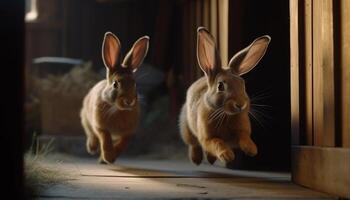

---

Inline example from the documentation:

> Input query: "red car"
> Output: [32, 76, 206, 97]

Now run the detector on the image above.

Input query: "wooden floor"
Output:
[34, 154, 336, 200]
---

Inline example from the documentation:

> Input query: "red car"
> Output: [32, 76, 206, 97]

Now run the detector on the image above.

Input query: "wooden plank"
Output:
[341, 0, 350, 147]
[290, 0, 300, 145]
[40, 156, 334, 199]
[218, 0, 228, 66]
[202, 0, 210, 29]
[312, 0, 335, 146]
[321, 0, 335, 146]
[304, 0, 313, 145]
[292, 145, 350, 198]
[312, 0, 323, 146]
[210, 0, 217, 43]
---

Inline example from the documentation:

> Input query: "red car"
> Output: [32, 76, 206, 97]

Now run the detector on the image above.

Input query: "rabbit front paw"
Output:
[206, 152, 217, 165]
[86, 138, 98, 155]
[100, 152, 116, 164]
[98, 156, 108, 164]
[239, 138, 258, 157]
[217, 149, 235, 163]
[189, 145, 203, 165]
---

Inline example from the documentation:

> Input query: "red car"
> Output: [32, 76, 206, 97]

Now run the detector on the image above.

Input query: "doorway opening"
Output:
[20, 0, 338, 199]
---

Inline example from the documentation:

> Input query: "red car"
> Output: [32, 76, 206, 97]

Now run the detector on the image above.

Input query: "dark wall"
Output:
[228, 0, 290, 171]
[25, 0, 161, 70]
[0, 0, 24, 198]
[64, 0, 160, 69]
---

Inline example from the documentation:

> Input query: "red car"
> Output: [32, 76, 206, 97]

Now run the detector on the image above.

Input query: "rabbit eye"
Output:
[218, 81, 225, 92]
[113, 81, 118, 88]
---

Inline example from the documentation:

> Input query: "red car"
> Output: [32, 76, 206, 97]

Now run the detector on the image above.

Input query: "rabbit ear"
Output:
[102, 32, 122, 72]
[228, 35, 271, 76]
[197, 27, 221, 78]
[122, 36, 149, 72]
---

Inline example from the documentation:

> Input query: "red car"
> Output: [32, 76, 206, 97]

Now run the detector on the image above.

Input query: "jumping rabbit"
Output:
[80, 32, 149, 164]
[179, 27, 270, 165]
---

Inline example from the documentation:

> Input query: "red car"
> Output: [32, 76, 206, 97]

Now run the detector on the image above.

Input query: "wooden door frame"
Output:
[290, 0, 350, 198]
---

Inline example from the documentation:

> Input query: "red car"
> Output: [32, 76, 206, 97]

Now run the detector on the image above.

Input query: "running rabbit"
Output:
[179, 27, 270, 165]
[81, 32, 149, 164]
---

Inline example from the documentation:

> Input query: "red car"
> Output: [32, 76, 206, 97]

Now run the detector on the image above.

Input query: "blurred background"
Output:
[24, 0, 290, 171]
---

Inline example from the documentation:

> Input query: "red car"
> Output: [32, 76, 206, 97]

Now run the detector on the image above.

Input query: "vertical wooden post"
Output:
[312, 0, 335, 147]
[290, 0, 300, 145]
[209, 0, 217, 43]
[218, 0, 228, 66]
[292, 0, 350, 197]
[340, 0, 350, 147]
[304, 0, 313, 145]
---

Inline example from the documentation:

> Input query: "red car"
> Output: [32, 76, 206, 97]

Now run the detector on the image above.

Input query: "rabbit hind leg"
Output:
[81, 116, 99, 155]
[179, 107, 203, 165]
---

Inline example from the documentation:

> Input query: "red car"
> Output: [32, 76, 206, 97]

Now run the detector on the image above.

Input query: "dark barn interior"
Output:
[25, 0, 290, 170]
[2, 0, 350, 199]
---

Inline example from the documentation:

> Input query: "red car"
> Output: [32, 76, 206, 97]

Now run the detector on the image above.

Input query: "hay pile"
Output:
[24, 135, 74, 198]
[33, 61, 101, 135]
[37, 61, 100, 96]
[24, 145, 67, 189]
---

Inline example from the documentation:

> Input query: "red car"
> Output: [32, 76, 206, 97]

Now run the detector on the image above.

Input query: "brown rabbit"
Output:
[80, 32, 149, 164]
[179, 27, 270, 165]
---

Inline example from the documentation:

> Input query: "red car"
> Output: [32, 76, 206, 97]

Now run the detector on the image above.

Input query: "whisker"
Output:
[105, 105, 118, 117]
[251, 108, 272, 119]
[208, 110, 218, 121]
[213, 109, 225, 122]
[209, 113, 221, 123]
[215, 113, 223, 129]
[250, 94, 273, 102]
[249, 107, 273, 131]
[216, 114, 224, 128]
[251, 104, 273, 112]
[248, 111, 265, 128]
[250, 88, 272, 98]
[216, 112, 226, 129]
[248, 88, 274, 130]
[221, 113, 227, 128]
[250, 89, 273, 102]
[251, 103, 272, 108]
[208, 107, 224, 122]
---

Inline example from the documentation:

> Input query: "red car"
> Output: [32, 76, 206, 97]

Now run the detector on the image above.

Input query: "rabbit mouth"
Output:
[115, 102, 134, 111]
[224, 109, 241, 115]
[119, 106, 133, 111]
[114, 98, 136, 111]
[224, 102, 247, 115]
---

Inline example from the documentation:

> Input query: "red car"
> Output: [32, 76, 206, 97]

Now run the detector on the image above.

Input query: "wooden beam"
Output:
[312, 0, 324, 146]
[210, 0, 217, 44]
[340, 0, 350, 147]
[218, 0, 228, 66]
[312, 0, 335, 147]
[290, 0, 300, 145]
[304, 0, 313, 145]
[321, 0, 335, 147]
[292, 146, 350, 198]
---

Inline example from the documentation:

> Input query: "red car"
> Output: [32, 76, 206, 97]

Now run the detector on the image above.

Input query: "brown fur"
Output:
[80, 32, 149, 164]
[179, 27, 271, 165]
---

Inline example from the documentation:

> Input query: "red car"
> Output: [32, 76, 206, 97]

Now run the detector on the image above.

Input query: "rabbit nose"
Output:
[233, 102, 247, 111]
[124, 99, 135, 106]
